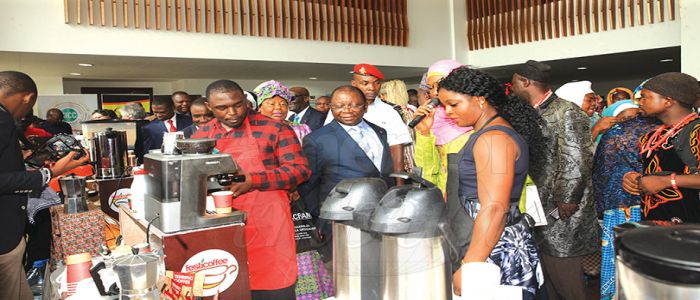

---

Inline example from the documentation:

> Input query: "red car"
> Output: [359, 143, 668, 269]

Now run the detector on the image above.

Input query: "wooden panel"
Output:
[610, 0, 616, 29]
[584, 0, 590, 33]
[648, 0, 654, 24]
[593, 0, 599, 31]
[532, 0, 539, 42]
[577, 0, 583, 34]
[670, 0, 675, 20]
[313, 0, 320, 40]
[659, 0, 665, 22]
[89, 0, 95, 25]
[176, 0, 183, 31]
[100, 0, 106, 26]
[214, 0, 221, 33]
[519, 0, 526, 42]
[545, 0, 552, 39]
[68, 0, 411, 46]
[525, 0, 531, 42]
[232, 0, 239, 34]
[568, 0, 574, 35]
[112, 0, 118, 26]
[223, 0, 230, 33]
[134, 0, 140, 28]
[143, 0, 150, 29]
[620, 0, 625, 28]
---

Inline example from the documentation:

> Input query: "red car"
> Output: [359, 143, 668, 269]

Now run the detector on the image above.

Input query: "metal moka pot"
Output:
[113, 252, 161, 299]
[59, 175, 89, 214]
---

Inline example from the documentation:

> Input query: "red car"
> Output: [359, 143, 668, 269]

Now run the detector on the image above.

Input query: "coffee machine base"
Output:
[119, 206, 251, 300]
[144, 197, 247, 233]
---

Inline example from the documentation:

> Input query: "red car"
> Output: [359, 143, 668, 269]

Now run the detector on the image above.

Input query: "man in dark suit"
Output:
[288, 86, 326, 130]
[0, 71, 88, 300]
[142, 97, 193, 151]
[182, 97, 213, 138]
[299, 85, 393, 232]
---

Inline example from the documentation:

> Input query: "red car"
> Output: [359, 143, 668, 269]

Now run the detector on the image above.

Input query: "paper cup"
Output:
[211, 191, 233, 214]
[460, 262, 502, 299]
[65, 252, 93, 293]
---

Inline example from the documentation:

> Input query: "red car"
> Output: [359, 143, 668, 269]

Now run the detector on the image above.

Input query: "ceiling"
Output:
[0, 47, 681, 85]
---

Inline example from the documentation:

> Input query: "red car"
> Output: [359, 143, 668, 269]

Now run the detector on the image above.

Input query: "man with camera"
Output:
[0, 71, 88, 300]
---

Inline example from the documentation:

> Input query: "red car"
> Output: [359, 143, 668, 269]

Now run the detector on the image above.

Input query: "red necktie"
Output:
[167, 119, 176, 132]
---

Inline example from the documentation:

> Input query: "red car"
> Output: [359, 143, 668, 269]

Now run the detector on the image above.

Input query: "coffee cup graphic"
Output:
[182, 249, 239, 297]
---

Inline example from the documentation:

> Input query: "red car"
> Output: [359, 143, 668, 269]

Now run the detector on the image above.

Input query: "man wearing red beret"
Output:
[324, 63, 412, 185]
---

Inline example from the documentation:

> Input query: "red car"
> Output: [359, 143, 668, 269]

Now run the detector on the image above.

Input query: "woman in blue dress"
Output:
[440, 67, 546, 298]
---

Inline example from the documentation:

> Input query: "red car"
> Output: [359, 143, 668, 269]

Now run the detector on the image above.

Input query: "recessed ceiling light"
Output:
[78, 63, 93, 67]
[68, 72, 81, 76]
[660, 58, 674, 63]
[308, 77, 318, 80]
[577, 67, 588, 70]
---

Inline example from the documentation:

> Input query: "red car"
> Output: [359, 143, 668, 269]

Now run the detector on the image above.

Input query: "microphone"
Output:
[408, 98, 440, 128]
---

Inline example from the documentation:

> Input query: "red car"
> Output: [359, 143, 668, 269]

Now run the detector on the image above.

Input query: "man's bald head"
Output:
[289, 86, 311, 113]
[46, 108, 64, 124]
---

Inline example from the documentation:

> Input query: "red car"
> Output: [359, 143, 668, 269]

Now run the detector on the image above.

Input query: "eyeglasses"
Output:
[330, 104, 365, 111]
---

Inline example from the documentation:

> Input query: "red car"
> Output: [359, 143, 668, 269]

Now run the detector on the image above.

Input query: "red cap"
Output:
[352, 63, 384, 81]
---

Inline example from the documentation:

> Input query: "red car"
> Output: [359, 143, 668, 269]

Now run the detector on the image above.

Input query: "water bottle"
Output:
[26, 259, 48, 296]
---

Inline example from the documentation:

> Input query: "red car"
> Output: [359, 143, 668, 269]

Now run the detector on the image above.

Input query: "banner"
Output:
[36, 94, 99, 131]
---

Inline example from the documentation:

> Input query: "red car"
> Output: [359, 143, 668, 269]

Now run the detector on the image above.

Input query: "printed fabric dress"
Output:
[290, 121, 335, 300]
[638, 116, 700, 223]
[457, 125, 542, 298]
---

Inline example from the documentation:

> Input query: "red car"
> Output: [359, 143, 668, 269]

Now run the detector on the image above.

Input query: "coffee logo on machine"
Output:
[182, 249, 239, 296]
[108, 188, 131, 213]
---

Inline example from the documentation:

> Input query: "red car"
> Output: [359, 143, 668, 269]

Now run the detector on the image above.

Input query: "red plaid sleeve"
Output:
[249, 120, 311, 190]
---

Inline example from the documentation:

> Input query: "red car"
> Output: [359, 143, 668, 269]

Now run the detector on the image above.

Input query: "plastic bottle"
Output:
[130, 166, 147, 220]
[26, 259, 48, 296]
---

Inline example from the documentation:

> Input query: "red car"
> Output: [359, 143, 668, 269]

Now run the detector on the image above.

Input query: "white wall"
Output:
[467, 21, 681, 69]
[680, 1, 700, 78]
[0, 0, 453, 69]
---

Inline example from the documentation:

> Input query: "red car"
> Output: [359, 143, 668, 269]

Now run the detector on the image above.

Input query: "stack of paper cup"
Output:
[64, 253, 93, 297]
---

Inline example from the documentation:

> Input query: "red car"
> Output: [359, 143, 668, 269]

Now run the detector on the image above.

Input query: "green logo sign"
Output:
[62, 108, 79, 123]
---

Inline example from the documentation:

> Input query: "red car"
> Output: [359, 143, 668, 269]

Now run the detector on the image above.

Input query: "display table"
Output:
[50, 203, 105, 266]
[119, 205, 251, 299]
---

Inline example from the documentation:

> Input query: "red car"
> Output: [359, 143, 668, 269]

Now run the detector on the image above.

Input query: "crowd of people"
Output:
[1, 58, 699, 300]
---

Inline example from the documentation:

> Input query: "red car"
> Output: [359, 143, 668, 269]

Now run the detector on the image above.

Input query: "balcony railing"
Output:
[63, 0, 409, 46]
[467, 0, 678, 50]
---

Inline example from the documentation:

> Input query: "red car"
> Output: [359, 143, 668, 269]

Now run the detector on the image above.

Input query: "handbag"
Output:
[291, 199, 325, 253]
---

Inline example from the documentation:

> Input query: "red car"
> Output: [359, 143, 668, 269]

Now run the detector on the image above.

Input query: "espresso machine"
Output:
[143, 139, 247, 233]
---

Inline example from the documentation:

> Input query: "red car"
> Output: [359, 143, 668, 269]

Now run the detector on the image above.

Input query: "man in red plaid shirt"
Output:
[192, 79, 310, 300]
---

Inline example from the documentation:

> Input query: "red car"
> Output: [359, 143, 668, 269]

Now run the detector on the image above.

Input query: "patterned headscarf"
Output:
[419, 72, 430, 91]
[253, 80, 293, 106]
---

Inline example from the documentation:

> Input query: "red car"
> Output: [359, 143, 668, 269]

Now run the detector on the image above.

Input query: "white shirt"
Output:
[291, 106, 310, 123]
[165, 114, 178, 131]
[338, 120, 384, 171]
[324, 97, 412, 146]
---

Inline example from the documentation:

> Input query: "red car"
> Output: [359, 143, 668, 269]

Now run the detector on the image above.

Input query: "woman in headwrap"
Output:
[412, 60, 472, 195]
[606, 87, 634, 106]
[253, 80, 333, 300]
[253, 80, 312, 143]
[593, 87, 659, 300]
